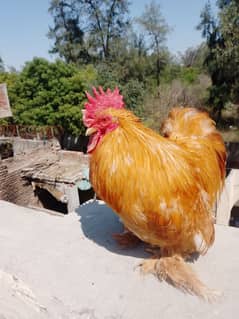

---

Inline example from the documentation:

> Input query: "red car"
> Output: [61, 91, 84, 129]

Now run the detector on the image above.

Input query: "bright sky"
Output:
[0, 0, 217, 71]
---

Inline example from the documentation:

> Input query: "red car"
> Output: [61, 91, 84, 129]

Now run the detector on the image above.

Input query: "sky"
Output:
[0, 0, 217, 71]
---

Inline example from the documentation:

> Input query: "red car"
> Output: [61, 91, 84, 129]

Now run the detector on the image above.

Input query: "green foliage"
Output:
[160, 64, 201, 85]
[120, 79, 145, 117]
[180, 67, 202, 84]
[95, 63, 120, 90]
[47, 0, 172, 122]
[10, 58, 95, 135]
[95, 61, 146, 117]
[5, 1, 234, 136]
[160, 63, 181, 84]
[198, 0, 239, 122]
[76, 65, 98, 89]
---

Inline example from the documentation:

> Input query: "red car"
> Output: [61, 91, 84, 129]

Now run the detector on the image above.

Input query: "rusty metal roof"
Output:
[2, 146, 89, 185]
[21, 150, 89, 184]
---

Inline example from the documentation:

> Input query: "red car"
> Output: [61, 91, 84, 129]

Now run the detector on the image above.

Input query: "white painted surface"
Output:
[0, 200, 239, 319]
[216, 169, 239, 225]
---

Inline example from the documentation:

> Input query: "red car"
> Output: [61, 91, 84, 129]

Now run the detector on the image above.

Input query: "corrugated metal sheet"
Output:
[0, 83, 12, 118]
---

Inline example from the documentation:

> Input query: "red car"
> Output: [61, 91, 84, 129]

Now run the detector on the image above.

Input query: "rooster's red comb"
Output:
[85, 86, 124, 111]
[83, 87, 125, 127]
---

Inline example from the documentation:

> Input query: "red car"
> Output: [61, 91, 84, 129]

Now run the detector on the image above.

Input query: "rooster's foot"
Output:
[139, 254, 222, 302]
[112, 230, 141, 248]
[139, 247, 161, 275]
[138, 258, 159, 275]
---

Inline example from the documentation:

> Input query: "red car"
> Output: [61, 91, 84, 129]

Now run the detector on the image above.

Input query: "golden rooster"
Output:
[83, 87, 226, 301]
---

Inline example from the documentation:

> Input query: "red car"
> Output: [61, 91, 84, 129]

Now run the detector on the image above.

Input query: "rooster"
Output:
[83, 87, 226, 301]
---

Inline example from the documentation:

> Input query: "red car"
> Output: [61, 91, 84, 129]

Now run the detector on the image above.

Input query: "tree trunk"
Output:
[156, 56, 160, 87]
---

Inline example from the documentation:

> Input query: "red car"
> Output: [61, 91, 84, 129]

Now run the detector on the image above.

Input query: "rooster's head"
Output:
[83, 87, 125, 153]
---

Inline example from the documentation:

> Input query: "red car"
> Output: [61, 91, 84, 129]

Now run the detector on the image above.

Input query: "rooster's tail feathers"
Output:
[162, 107, 216, 138]
[162, 107, 226, 180]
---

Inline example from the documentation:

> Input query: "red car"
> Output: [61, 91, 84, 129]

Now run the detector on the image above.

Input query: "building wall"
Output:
[0, 165, 8, 200]
[0, 137, 60, 157]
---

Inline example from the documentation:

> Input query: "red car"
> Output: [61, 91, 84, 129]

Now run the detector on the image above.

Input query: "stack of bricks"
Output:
[0, 163, 39, 207]
[0, 165, 8, 200]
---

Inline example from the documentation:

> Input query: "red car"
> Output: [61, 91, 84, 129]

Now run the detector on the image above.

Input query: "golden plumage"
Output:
[90, 107, 226, 257]
[83, 88, 226, 300]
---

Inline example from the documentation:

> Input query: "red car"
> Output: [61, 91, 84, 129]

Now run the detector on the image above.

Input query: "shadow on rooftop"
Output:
[76, 199, 201, 263]
[75, 200, 147, 259]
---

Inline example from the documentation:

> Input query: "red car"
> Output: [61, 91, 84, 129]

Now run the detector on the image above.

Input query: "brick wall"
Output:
[0, 165, 8, 199]
[0, 163, 40, 207]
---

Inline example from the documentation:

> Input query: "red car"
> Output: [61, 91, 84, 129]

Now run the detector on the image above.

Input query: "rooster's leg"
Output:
[112, 228, 141, 248]
[144, 244, 161, 256]
[139, 251, 221, 302]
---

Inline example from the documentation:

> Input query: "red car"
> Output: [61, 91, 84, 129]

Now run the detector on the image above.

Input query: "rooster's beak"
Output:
[85, 127, 97, 136]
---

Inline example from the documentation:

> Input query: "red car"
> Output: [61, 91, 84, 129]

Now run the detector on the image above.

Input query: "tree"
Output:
[11, 58, 96, 135]
[0, 56, 4, 72]
[198, 0, 239, 122]
[179, 44, 208, 69]
[48, 0, 90, 64]
[217, 0, 232, 9]
[137, 1, 170, 86]
[217, 0, 239, 105]
[48, 0, 131, 62]
[85, 0, 130, 59]
[95, 60, 146, 117]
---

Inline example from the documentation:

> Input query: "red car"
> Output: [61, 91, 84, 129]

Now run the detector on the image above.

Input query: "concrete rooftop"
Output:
[0, 200, 239, 319]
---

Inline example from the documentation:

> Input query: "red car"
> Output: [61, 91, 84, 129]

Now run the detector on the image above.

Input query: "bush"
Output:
[144, 73, 211, 131]
[10, 58, 97, 135]
[95, 62, 146, 117]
